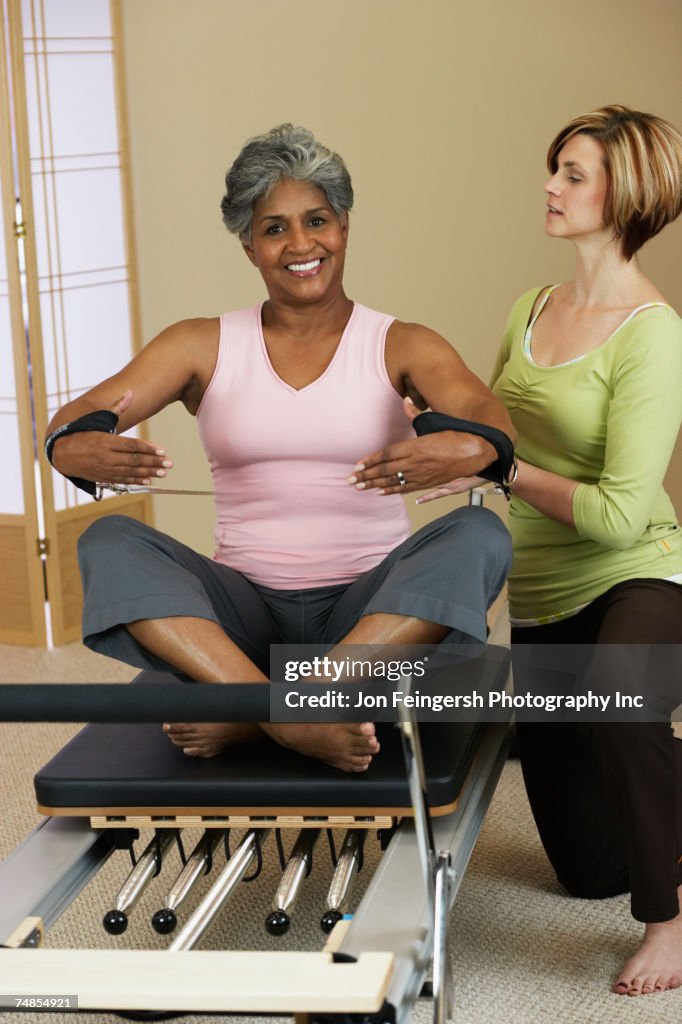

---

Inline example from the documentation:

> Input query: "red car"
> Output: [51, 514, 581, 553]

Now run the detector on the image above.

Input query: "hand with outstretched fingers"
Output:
[347, 396, 488, 498]
[49, 390, 173, 486]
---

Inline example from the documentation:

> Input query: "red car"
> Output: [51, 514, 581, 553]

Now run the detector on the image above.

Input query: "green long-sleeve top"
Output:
[491, 286, 682, 623]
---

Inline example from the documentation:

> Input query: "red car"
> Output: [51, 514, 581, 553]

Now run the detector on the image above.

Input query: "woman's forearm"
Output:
[46, 393, 110, 436]
[511, 459, 578, 529]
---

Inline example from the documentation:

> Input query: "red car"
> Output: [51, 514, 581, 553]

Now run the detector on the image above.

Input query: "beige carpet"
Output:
[1, 643, 681, 1023]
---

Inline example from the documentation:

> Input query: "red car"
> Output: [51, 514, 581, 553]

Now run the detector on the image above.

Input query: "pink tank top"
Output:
[196, 303, 412, 589]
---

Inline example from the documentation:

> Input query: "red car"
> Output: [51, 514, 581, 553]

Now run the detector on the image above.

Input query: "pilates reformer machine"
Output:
[3, 625, 511, 1024]
[0, 388, 519, 1020]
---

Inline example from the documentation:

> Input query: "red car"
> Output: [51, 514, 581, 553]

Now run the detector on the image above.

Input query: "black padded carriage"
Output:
[35, 719, 483, 815]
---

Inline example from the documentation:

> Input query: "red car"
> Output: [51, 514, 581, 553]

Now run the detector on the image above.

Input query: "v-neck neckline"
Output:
[256, 302, 357, 393]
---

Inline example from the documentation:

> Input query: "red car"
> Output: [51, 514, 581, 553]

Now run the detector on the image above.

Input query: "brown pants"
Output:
[512, 578, 682, 922]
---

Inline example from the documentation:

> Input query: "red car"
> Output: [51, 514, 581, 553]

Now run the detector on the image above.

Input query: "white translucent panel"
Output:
[25, 37, 112, 54]
[28, 167, 59, 279]
[41, 266, 127, 291]
[39, 287, 67, 411]
[0, 412, 25, 514]
[62, 281, 132, 393]
[21, 0, 111, 40]
[56, 168, 126, 273]
[31, 167, 126, 278]
[32, 152, 118, 173]
[0, 297, 24, 514]
[23, 52, 117, 159]
[38, 282, 138, 411]
[41, 279, 132, 411]
[22, 42, 49, 161]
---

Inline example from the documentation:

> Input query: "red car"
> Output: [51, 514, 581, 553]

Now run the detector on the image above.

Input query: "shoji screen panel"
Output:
[0, 5, 47, 644]
[21, 0, 133, 511]
[4, 0, 151, 645]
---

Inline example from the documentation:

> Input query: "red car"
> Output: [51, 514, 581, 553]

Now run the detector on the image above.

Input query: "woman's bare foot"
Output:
[163, 722, 263, 758]
[614, 901, 682, 996]
[263, 722, 380, 772]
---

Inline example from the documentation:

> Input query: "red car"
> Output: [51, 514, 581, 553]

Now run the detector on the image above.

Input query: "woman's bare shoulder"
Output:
[152, 315, 220, 347]
[387, 318, 454, 351]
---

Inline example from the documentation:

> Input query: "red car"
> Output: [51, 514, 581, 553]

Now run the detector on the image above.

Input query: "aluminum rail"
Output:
[338, 717, 512, 1024]
[397, 674, 454, 1024]
[0, 817, 114, 945]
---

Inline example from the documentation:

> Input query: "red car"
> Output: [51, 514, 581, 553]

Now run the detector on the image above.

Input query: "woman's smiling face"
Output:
[243, 179, 348, 304]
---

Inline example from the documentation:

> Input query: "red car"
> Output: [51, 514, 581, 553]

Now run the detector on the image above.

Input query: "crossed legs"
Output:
[79, 509, 510, 771]
[126, 611, 448, 771]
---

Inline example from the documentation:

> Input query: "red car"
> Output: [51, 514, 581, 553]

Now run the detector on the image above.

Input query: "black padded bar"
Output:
[0, 681, 270, 723]
[2, 648, 510, 724]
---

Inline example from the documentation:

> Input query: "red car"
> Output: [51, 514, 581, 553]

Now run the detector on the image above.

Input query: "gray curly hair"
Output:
[221, 124, 354, 241]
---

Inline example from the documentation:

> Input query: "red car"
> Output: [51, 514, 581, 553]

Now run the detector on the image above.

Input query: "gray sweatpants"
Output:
[78, 507, 511, 676]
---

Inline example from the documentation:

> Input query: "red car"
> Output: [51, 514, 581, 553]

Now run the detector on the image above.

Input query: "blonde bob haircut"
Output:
[547, 105, 682, 260]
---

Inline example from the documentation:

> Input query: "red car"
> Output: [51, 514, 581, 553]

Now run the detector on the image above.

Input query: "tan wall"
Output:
[120, 0, 682, 555]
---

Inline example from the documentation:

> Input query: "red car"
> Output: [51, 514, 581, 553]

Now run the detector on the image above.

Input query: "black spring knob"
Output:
[151, 908, 178, 935]
[265, 909, 291, 936]
[103, 909, 128, 935]
[320, 909, 343, 934]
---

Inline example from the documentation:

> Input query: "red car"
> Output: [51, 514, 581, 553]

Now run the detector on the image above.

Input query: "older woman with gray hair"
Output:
[45, 124, 513, 772]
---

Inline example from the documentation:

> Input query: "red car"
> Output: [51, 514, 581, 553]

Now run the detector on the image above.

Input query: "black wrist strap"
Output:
[412, 411, 516, 497]
[44, 410, 119, 497]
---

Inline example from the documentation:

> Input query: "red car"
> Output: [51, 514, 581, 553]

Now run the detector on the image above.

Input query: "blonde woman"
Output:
[355, 105, 682, 996]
